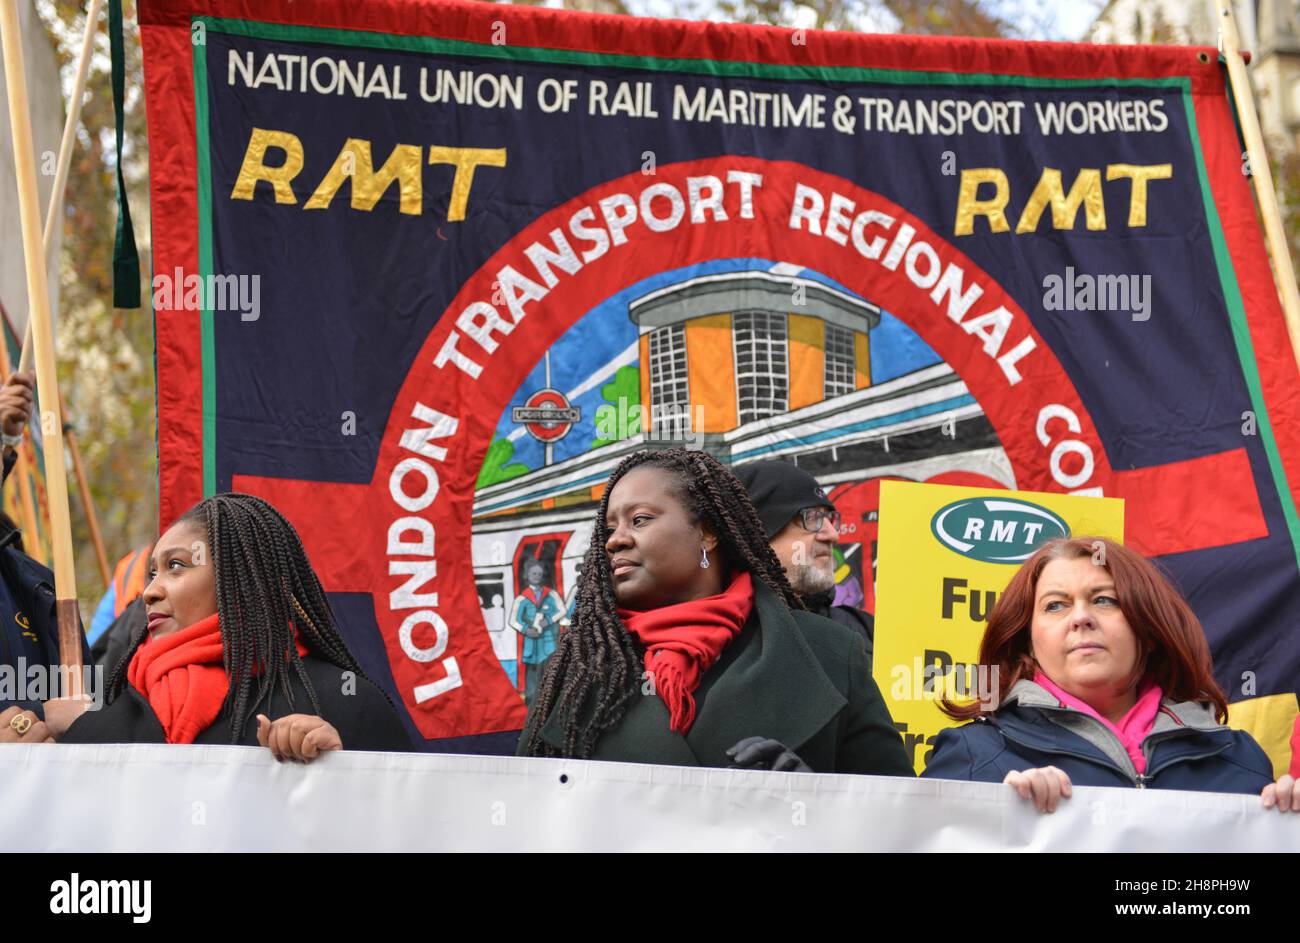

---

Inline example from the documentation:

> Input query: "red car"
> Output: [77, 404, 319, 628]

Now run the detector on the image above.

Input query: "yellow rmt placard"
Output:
[872, 481, 1124, 774]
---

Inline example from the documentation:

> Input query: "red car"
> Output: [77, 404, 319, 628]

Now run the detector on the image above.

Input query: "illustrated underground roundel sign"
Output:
[931, 497, 1071, 563]
[511, 389, 581, 443]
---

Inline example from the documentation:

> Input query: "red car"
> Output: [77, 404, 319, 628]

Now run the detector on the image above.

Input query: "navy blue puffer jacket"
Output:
[921, 680, 1274, 794]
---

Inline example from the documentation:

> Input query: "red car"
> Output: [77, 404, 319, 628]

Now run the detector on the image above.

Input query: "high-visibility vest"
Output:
[111, 545, 152, 617]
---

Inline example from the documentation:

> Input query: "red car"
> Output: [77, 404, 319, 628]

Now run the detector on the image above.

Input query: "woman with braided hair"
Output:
[54, 492, 411, 759]
[519, 448, 911, 775]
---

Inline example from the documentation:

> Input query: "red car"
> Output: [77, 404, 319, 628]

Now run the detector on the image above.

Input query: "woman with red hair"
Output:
[921, 537, 1298, 813]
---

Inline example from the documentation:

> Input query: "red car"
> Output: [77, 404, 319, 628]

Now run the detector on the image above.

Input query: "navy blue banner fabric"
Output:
[139, 1, 1300, 754]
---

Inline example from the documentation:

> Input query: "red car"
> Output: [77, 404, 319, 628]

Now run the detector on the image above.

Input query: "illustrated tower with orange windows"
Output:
[629, 271, 881, 438]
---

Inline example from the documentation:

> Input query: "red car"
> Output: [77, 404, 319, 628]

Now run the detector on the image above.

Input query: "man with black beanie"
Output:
[734, 460, 874, 662]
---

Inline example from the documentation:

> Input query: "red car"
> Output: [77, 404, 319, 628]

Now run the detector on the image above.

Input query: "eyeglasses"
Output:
[797, 507, 841, 533]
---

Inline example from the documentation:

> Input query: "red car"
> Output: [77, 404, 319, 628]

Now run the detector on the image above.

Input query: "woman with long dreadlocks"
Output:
[519, 448, 912, 774]
[53, 493, 411, 759]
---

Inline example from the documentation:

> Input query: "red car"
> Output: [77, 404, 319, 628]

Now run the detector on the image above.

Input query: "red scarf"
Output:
[618, 571, 754, 735]
[128, 612, 227, 745]
[127, 613, 311, 744]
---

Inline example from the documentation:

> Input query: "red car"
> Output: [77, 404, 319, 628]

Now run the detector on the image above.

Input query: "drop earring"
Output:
[700, 546, 710, 569]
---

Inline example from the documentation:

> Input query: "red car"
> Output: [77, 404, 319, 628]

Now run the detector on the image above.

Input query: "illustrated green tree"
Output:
[592, 365, 642, 449]
[477, 436, 532, 487]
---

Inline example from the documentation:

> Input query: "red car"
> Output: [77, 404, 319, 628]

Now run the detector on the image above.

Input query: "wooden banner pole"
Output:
[1215, 0, 1300, 378]
[66, 418, 110, 588]
[1, 0, 84, 689]
[18, 0, 104, 374]
[6, 1, 111, 587]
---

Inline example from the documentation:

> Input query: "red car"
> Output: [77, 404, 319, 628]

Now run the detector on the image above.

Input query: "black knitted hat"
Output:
[733, 460, 834, 539]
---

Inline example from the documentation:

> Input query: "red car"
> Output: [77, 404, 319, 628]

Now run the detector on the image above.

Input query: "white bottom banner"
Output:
[2, 744, 1295, 852]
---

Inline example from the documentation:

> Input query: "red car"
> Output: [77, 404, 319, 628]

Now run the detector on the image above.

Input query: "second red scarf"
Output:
[618, 571, 754, 735]
[128, 612, 227, 745]
[128, 613, 312, 744]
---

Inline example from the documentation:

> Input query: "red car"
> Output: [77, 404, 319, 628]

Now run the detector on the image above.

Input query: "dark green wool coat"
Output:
[522, 580, 914, 776]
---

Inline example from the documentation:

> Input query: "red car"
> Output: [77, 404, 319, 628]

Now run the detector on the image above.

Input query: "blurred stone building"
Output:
[1091, 1, 1300, 154]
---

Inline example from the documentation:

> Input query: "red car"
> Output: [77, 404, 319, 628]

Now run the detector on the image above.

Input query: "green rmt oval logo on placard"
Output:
[930, 497, 1071, 563]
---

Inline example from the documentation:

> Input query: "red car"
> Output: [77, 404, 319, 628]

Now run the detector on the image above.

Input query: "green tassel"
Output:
[109, 0, 140, 309]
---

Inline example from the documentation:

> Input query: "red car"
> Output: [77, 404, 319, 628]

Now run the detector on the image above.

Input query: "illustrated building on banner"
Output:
[473, 267, 1015, 700]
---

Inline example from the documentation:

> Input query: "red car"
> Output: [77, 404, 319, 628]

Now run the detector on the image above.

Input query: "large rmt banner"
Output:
[140, 0, 1300, 752]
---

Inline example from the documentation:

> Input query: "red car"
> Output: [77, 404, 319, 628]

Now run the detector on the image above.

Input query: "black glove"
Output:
[725, 736, 812, 773]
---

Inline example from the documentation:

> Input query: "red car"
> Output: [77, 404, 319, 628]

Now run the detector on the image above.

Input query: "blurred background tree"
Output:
[514, 0, 1077, 37]
[35, 0, 153, 620]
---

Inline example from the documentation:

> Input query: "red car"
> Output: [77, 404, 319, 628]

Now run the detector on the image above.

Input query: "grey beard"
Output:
[788, 561, 836, 597]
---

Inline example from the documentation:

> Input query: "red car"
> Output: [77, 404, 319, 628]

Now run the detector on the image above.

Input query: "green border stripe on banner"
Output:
[1183, 89, 1300, 570]
[190, 18, 1298, 568]
[194, 35, 216, 498]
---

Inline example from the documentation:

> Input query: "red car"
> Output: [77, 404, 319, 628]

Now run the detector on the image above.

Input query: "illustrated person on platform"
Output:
[734, 460, 874, 661]
[921, 537, 1300, 813]
[483, 591, 519, 687]
[40, 493, 411, 758]
[509, 558, 565, 705]
[560, 560, 584, 627]
[518, 447, 912, 776]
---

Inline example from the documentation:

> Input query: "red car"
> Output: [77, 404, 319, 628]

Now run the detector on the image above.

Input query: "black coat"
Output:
[804, 589, 874, 666]
[524, 580, 913, 775]
[0, 514, 90, 715]
[61, 655, 412, 751]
